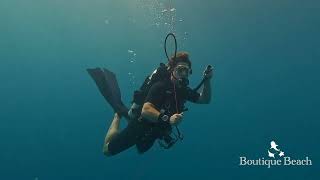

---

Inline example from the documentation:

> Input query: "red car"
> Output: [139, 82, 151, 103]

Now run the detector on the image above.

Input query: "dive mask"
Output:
[173, 65, 191, 87]
[175, 65, 192, 76]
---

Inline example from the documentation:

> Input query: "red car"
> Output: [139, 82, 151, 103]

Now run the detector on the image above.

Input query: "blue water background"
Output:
[0, 0, 319, 179]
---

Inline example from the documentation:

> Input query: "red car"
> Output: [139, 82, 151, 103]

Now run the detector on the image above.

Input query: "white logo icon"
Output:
[268, 141, 285, 158]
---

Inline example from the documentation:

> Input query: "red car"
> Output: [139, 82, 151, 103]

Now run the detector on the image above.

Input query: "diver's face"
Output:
[173, 62, 191, 80]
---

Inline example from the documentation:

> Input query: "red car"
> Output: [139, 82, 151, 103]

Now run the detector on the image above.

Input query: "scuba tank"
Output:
[128, 63, 170, 119]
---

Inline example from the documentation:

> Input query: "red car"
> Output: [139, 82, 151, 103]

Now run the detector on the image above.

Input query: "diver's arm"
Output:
[141, 102, 161, 123]
[141, 102, 183, 125]
[195, 66, 213, 104]
[196, 79, 212, 104]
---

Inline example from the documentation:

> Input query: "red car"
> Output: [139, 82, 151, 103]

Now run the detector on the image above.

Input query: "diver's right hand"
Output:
[169, 113, 183, 125]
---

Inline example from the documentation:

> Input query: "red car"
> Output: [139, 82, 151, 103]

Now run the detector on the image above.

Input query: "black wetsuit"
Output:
[107, 80, 200, 155]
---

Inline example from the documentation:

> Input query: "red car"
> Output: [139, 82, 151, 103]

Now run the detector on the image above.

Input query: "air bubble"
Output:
[161, 9, 168, 13]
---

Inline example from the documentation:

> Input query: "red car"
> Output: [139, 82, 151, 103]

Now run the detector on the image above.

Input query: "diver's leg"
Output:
[103, 116, 141, 157]
[103, 113, 121, 156]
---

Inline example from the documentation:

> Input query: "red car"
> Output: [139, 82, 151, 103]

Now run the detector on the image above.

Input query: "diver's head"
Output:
[168, 52, 192, 87]
[168, 51, 192, 72]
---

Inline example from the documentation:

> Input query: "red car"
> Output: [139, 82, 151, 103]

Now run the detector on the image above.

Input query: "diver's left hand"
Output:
[203, 66, 213, 80]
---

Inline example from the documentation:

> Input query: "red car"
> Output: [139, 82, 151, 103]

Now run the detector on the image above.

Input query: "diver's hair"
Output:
[168, 51, 192, 72]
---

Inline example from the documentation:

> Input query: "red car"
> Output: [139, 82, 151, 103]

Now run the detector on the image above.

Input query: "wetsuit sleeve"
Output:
[185, 87, 200, 103]
[144, 82, 165, 110]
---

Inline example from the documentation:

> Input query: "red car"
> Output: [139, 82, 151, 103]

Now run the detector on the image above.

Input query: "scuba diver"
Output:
[87, 35, 213, 157]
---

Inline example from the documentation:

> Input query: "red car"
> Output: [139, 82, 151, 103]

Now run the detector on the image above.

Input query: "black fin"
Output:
[87, 68, 129, 117]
